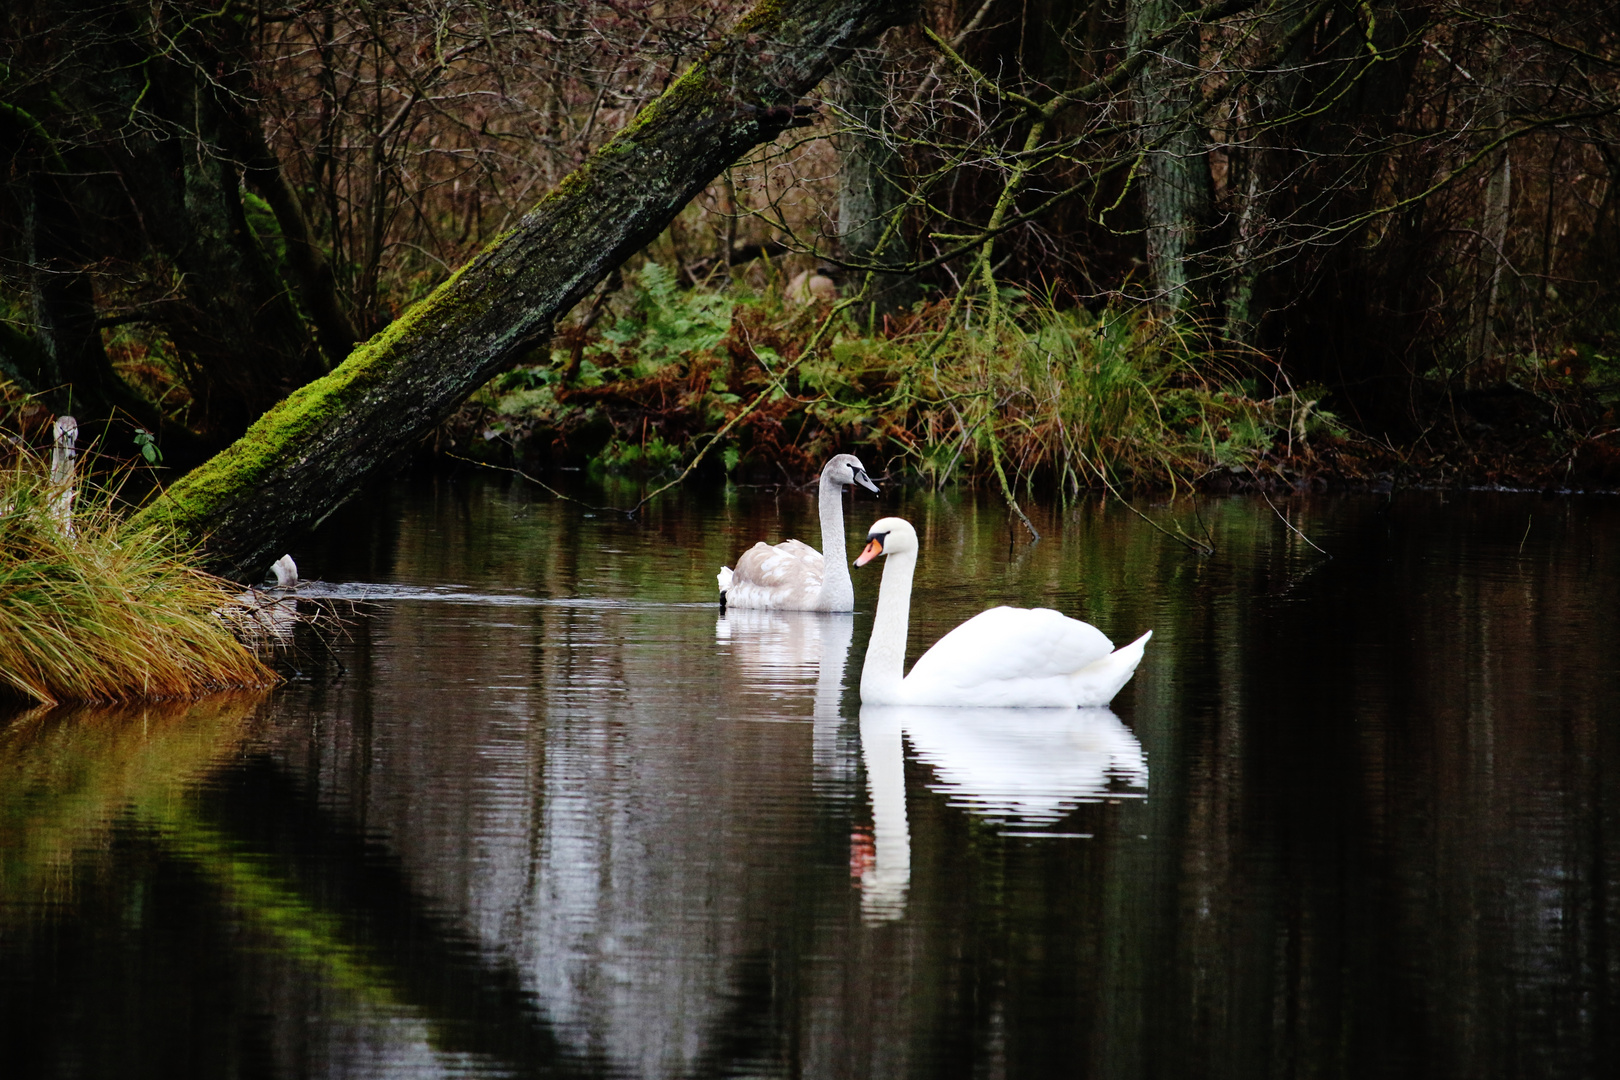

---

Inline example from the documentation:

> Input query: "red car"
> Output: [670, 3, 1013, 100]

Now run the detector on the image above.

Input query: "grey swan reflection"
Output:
[715, 606, 856, 790]
[508, 608, 857, 1077]
[858, 704, 1149, 922]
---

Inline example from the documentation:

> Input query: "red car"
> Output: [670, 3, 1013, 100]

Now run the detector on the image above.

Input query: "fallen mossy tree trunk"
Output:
[134, 0, 914, 580]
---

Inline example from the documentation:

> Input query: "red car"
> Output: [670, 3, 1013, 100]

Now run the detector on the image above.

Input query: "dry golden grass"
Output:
[0, 450, 276, 706]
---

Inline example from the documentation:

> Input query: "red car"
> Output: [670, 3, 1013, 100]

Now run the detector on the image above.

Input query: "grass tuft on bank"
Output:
[0, 449, 276, 707]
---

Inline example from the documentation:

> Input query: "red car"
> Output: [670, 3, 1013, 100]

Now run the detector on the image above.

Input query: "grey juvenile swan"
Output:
[716, 454, 879, 611]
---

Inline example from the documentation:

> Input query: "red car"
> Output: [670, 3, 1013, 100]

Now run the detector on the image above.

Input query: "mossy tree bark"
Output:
[1128, 0, 1215, 313]
[137, 0, 915, 580]
[233, 121, 360, 369]
[834, 40, 918, 318]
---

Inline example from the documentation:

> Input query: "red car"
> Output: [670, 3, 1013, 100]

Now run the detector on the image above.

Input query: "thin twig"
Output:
[1260, 490, 1329, 556]
[987, 425, 1039, 541]
[1084, 450, 1214, 555]
[445, 453, 632, 514]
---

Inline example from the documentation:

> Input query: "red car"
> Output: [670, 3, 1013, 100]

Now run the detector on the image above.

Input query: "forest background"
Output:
[5, 0, 1620, 506]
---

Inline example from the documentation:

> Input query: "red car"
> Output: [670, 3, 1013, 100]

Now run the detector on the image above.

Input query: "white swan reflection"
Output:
[859, 705, 1148, 921]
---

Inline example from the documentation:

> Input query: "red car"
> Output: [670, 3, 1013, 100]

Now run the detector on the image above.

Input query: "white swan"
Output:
[853, 517, 1151, 707]
[716, 454, 879, 611]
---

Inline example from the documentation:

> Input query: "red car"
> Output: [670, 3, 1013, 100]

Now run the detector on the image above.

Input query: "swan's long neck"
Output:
[812, 615, 855, 790]
[817, 473, 853, 610]
[860, 547, 915, 702]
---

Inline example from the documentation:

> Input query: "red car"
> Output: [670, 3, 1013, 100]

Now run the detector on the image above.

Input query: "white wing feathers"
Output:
[906, 607, 1116, 697]
[1066, 630, 1153, 707]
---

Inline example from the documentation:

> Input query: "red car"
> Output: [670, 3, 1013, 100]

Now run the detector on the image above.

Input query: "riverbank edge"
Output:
[433, 396, 1620, 498]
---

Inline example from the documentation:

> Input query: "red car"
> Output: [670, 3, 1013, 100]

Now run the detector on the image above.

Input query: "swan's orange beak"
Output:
[854, 536, 884, 566]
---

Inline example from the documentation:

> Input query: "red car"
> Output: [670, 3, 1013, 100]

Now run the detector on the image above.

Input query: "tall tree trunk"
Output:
[1128, 0, 1214, 312]
[101, 35, 326, 441]
[1221, 140, 1263, 345]
[834, 40, 917, 318]
[230, 113, 360, 368]
[138, 0, 916, 580]
[1469, 47, 1514, 383]
[1469, 148, 1512, 380]
[23, 168, 104, 401]
[19, 158, 185, 446]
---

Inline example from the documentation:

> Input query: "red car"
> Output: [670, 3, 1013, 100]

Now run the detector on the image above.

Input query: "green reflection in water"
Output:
[1, 695, 265, 910]
[144, 806, 407, 1010]
[1, 693, 589, 1076]
[0, 697, 404, 1009]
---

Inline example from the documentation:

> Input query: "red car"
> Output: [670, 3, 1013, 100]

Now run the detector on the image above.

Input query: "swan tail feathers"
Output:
[1069, 629, 1152, 706]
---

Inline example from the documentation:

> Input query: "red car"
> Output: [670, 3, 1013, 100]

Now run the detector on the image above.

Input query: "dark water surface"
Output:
[4, 476, 1620, 1078]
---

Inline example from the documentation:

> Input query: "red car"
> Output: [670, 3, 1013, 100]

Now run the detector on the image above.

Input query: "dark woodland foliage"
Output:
[3, 0, 1619, 485]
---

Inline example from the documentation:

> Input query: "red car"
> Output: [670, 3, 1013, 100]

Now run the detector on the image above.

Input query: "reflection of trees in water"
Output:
[306, 492, 1616, 1078]
[5, 493, 1620, 1077]
[0, 695, 606, 1077]
[246, 598, 869, 1076]
[1122, 494, 1620, 1078]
